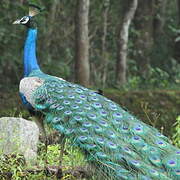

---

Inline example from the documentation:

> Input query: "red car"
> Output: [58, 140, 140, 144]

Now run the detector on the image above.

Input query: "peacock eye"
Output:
[20, 17, 29, 24]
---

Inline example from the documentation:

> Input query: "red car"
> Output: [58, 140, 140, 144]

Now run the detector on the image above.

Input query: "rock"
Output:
[0, 117, 39, 164]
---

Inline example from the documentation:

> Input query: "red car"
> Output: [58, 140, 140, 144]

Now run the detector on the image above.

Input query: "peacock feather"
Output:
[14, 4, 180, 180]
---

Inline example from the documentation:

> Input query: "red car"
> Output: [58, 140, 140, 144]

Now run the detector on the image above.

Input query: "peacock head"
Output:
[13, 16, 31, 26]
[13, 4, 44, 28]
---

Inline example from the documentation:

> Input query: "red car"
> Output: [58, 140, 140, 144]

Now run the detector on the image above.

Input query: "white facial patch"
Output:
[19, 77, 44, 107]
[20, 16, 30, 24]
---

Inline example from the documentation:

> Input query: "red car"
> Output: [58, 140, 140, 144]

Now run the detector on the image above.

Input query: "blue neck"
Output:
[23, 28, 40, 77]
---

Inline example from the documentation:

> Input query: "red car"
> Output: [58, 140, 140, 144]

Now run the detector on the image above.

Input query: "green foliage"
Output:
[37, 142, 86, 168]
[0, 1, 179, 88]
[172, 116, 180, 148]
[123, 66, 179, 90]
[0, 142, 87, 180]
[0, 154, 26, 179]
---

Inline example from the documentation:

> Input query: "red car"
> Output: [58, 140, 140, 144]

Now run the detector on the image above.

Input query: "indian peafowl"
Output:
[13, 4, 180, 180]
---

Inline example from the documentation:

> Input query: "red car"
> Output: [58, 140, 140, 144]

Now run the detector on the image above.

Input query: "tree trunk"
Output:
[101, 0, 110, 87]
[153, 0, 167, 37]
[115, 0, 138, 85]
[75, 0, 90, 87]
[177, 0, 180, 25]
[134, 0, 155, 77]
[174, 0, 180, 63]
[45, 0, 59, 49]
[42, 0, 60, 65]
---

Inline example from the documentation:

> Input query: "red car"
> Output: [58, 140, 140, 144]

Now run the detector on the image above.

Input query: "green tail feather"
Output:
[30, 71, 180, 180]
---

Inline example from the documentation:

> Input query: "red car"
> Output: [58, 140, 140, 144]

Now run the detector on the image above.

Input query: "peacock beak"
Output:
[13, 19, 21, 24]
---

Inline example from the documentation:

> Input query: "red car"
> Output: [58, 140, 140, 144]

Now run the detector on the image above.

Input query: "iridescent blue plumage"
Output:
[15, 7, 180, 180]
[23, 28, 40, 77]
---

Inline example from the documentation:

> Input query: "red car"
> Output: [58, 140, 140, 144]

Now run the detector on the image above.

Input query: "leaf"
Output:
[175, 36, 180, 42]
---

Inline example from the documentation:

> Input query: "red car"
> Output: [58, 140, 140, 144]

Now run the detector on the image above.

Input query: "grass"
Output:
[172, 116, 180, 148]
[0, 141, 87, 180]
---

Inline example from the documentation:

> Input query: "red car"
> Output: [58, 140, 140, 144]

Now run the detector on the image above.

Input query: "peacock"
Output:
[13, 4, 180, 180]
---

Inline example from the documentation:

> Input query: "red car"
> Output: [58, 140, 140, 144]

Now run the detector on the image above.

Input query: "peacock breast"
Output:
[19, 77, 44, 107]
